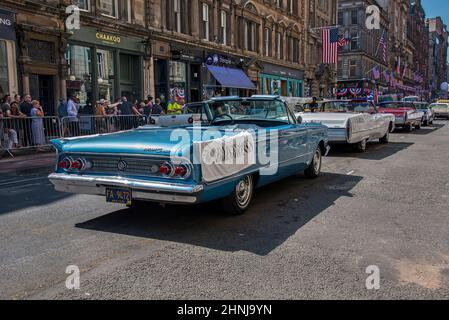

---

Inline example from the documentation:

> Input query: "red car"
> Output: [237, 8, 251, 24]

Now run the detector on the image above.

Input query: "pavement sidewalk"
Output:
[0, 151, 56, 175]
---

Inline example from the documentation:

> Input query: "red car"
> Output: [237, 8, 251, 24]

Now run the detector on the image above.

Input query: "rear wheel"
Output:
[304, 147, 322, 179]
[379, 129, 390, 144]
[355, 139, 367, 152]
[222, 175, 254, 215]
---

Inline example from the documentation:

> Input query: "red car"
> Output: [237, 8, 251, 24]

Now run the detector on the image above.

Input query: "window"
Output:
[96, 49, 115, 101]
[201, 3, 210, 41]
[349, 60, 357, 77]
[288, 0, 293, 14]
[245, 21, 257, 52]
[287, 36, 300, 63]
[220, 10, 228, 45]
[124, 0, 132, 23]
[338, 12, 344, 26]
[264, 28, 271, 57]
[276, 0, 282, 9]
[351, 10, 358, 25]
[276, 32, 283, 59]
[66, 44, 93, 107]
[73, 0, 90, 11]
[350, 32, 358, 51]
[174, 0, 181, 33]
[100, 0, 118, 18]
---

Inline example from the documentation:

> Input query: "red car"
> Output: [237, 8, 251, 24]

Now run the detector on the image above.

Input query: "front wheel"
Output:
[222, 175, 254, 215]
[304, 147, 322, 179]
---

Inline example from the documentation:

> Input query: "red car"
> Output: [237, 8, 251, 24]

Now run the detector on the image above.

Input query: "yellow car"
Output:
[431, 102, 449, 119]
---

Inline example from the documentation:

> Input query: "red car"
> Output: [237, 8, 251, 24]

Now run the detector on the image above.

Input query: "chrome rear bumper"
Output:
[48, 173, 203, 204]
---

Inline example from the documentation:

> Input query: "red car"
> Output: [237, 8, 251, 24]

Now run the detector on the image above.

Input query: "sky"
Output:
[422, 0, 449, 25]
[422, 0, 449, 62]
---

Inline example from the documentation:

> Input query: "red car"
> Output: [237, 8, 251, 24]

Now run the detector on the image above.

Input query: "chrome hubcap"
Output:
[236, 176, 252, 207]
[313, 150, 321, 173]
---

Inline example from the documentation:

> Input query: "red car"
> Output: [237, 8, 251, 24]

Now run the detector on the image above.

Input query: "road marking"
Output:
[347, 170, 355, 175]
[0, 176, 48, 187]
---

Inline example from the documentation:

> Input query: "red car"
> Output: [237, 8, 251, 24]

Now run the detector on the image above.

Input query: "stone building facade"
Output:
[336, 0, 389, 97]
[428, 17, 449, 98]
[148, 0, 308, 103]
[305, 0, 338, 98]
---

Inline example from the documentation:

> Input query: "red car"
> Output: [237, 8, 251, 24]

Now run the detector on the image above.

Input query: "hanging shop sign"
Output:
[0, 9, 16, 41]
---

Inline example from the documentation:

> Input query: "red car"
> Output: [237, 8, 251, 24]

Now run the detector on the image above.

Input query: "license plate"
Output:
[106, 188, 132, 205]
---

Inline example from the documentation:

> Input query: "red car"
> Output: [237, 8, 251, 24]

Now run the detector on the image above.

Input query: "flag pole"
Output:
[375, 29, 384, 59]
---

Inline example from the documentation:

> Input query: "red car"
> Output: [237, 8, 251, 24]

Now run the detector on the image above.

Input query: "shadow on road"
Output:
[0, 174, 72, 216]
[409, 123, 445, 135]
[328, 142, 414, 161]
[76, 172, 362, 256]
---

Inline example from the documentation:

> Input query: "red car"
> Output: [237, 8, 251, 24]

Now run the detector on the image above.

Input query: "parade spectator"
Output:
[30, 100, 45, 148]
[151, 98, 164, 115]
[119, 96, 132, 115]
[20, 95, 33, 117]
[167, 97, 182, 114]
[57, 97, 68, 118]
[67, 94, 79, 136]
[1, 95, 11, 116]
[144, 96, 154, 117]
[14, 94, 21, 105]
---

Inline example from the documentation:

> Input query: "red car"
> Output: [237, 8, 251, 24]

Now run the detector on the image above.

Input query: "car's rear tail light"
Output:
[174, 165, 188, 177]
[159, 163, 172, 175]
[346, 120, 352, 141]
[70, 159, 83, 170]
[58, 158, 71, 170]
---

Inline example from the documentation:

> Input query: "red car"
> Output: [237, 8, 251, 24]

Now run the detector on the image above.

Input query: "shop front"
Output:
[153, 43, 203, 105]
[203, 53, 256, 99]
[259, 63, 304, 97]
[66, 27, 145, 110]
[0, 8, 18, 97]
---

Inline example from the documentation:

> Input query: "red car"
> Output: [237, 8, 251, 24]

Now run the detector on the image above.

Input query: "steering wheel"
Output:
[211, 113, 234, 125]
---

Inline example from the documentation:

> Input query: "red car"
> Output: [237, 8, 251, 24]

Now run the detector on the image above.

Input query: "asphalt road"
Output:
[1, 121, 449, 300]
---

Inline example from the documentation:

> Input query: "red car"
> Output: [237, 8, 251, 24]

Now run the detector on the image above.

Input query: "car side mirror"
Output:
[297, 115, 303, 124]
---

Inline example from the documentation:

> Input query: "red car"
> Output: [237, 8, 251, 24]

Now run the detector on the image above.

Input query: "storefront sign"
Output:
[0, 9, 16, 41]
[261, 62, 304, 80]
[95, 32, 121, 45]
[206, 54, 235, 66]
[68, 27, 144, 53]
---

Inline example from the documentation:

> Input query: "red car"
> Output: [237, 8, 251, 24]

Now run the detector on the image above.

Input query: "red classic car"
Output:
[377, 102, 424, 132]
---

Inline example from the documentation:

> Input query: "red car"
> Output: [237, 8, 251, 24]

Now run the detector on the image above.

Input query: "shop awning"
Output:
[206, 65, 256, 90]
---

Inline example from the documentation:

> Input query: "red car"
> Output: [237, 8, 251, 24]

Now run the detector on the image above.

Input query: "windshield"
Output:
[207, 99, 291, 123]
[322, 101, 375, 113]
[431, 104, 449, 108]
[413, 103, 428, 109]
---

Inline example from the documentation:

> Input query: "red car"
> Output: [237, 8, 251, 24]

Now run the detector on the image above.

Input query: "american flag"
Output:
[322, 27, 339, 64]
[379, 30, 387, 63]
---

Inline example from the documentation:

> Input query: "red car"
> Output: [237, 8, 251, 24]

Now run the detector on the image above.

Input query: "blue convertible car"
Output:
[49, 96, 329, 215]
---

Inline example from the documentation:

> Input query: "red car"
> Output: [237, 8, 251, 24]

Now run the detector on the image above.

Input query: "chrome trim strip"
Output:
[48, 173, 203, 194]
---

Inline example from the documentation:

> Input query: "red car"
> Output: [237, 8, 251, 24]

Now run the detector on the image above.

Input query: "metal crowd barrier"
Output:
[0, 116, 61, 157]
[60, 115, 148, 138]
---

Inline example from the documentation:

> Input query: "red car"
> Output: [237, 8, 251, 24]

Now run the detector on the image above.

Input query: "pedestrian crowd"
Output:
[1, 94, 48, 151]
[1, 92, 188, 152]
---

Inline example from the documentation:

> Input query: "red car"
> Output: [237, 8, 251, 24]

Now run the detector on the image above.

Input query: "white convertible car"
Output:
[295, 99, 395, 152]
